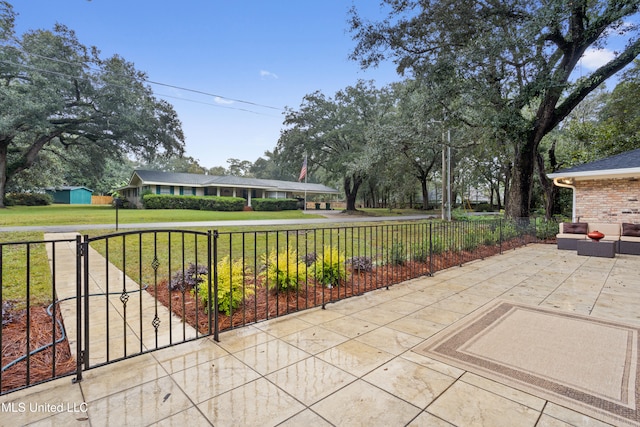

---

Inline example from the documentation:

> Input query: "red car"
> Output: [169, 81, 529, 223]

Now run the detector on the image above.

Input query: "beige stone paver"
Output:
[1, 243, 639, 426]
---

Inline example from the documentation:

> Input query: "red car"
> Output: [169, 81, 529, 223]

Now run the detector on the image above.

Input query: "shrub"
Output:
[501, 221, 520, 240]
[261, 247, 307, 291]
[302, 252, 317, 266]
[389, 242, 406, 265]
[473, 203, 494, 212]
[347, 256, 373, 272]
[462, 233, 478, 251]
[112, 198, 131, 209]
[169, 263, 207, 291]
[430, 236, 446, 255]
[535, 218, 560, 240]
[199, 196, 246, 211]
[142, 194, 245, 211]
[411, 242, 429, 262]
[252, 198, 298, 211]
[482, 231, 499, 246]
[194, 257, 253, 315]
[312, 246, 346, 288]
[4, 193, 52, 206]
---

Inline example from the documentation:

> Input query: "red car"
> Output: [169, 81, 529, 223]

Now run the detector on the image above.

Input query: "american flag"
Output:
[298, 157, 307, 182]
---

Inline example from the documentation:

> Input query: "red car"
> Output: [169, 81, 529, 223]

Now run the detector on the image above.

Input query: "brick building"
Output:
[548, 149, 640, 223]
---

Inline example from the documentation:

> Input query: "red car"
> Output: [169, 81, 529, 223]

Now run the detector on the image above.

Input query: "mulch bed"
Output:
[0, 237, 539, 394]
[149, 238, 533, 334]
[1, 306, 76, 394]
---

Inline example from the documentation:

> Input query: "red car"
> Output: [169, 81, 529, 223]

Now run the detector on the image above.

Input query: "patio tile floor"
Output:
[2, 243, 640, 426]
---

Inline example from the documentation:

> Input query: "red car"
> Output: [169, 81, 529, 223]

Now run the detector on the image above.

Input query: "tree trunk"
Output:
[420, 178, 429, 210]
[535, 145, 558, 221]
[344, 174, 363, 211]
[0, 143, 7, 208]
[505, 143, 535, 219]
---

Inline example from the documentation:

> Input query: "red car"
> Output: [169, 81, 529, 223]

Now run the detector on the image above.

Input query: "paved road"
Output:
[0, 213, 438, 233]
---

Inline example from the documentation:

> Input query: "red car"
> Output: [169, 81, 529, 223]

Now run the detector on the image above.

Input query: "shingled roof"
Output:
[548, 148, 640, 180]
[127, 170, 340, 194]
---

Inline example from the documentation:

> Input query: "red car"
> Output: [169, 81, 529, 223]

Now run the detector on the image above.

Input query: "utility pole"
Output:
[447, 129, 451, 221]
[441, 128, 446, 221]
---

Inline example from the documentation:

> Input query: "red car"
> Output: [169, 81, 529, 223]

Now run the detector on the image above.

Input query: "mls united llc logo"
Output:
[1, 402, 88, 413]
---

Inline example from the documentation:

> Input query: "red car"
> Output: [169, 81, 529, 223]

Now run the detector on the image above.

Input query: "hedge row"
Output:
[251, 198, 298, 211]
[4, 193, 53, 206]
[142, 194, 245, 211]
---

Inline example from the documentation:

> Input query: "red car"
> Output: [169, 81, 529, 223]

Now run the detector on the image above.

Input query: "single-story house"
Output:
[45, 186, 94, 204]
[548, 148, 640, 223]
[117, 170, 340, 208]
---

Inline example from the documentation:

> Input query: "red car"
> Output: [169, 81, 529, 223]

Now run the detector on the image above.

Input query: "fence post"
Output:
[428, 222, 433, 276]
[499, 219, 503, 254]
[73, 235, 84, 382]
[211, 230, 219, 342]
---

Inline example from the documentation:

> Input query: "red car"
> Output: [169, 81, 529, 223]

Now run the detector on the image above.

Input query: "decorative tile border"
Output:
[414, 300, 640, 426]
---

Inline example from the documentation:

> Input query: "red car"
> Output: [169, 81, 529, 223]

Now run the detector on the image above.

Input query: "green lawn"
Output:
[0, 204, 324, 227]
[0, 205, 437, 308]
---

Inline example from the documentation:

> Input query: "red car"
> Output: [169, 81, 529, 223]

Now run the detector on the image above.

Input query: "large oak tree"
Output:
[0, 2, 184, 207]
[350, 0, 640, 218]
[277, 80, 394, 211]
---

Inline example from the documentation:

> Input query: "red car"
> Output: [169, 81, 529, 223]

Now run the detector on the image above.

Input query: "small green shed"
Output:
[46, 186, 94, 204]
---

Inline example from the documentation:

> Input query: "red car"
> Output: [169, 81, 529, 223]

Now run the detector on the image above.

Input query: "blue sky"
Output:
[12, 1, 400, 168]
[11, 2, 635, 169]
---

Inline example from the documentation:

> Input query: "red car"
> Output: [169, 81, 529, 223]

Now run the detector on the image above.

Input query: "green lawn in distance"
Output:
[0, 204, 323, 227]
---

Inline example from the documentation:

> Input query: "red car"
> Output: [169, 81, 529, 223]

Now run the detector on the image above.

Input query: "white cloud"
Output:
[260, 70, 278, 79]
[580, 48, 616, 70]
[214, 96, 234, 105]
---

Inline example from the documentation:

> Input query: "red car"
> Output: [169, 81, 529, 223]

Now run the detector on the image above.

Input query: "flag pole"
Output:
[304, 154, 308, 211]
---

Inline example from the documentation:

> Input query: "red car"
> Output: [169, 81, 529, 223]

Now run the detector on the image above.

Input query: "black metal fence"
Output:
[0, 236, 79, 394]
[0, 217, 556, 394]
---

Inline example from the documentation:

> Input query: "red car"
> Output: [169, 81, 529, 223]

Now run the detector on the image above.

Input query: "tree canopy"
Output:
[277, 80, 395, 211]
[0, 2, 185, 207]
[350, 0, 640, 218]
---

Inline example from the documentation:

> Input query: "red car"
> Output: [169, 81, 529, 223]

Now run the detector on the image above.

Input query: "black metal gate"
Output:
[75, 229, 216, 380]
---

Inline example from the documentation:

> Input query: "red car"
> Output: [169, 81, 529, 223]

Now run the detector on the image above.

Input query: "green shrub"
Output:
[411, 242, 430, 262]
[142, 194, 245, 211]
[535, 218, 560, 240]
[482, 230, 499, 246]
[261, 247, 307, 291]
[430, 236, 446, 254]
[312, 246, 346, 288]
[252, 198, 298, 211]
[389, 242, 406, 265]
[199, 196, 245, 211]
[462, 233, 478, 251]
[194, 256, 253, 315]
[4, 193, 53, 206]
[473, 203, 494, 212]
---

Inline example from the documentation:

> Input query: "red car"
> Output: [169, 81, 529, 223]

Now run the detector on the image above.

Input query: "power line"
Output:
[156, 92, 282, 117]
[146, 80, 283, 111]
[1, 45, 286, 112]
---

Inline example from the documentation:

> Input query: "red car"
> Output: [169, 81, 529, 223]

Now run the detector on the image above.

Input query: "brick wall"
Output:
[575, 178, 640, 223]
